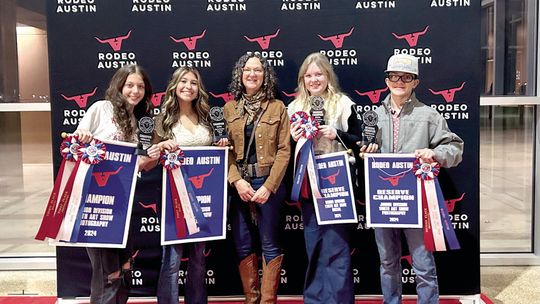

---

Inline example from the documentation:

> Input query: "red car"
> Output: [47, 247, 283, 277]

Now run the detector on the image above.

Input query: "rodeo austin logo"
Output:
[281, 0, 321, 11]
[206, 0, 247, 11]
[430, 0, 471, 7]
[178, 249, 217, 285]
[95, 30, 138, 69]
[56, 0, 97, 13]
[355, 0, 397, 9]
[170, 29, 212, 68]
[392, 25, 432, 64]
[429, 82, 469, 120]
[139, 202, 160, 233]
[60, 87, 98, 126]
[244, 29, 285, 67]
[318, 27, 358, 66]
[132, 0, 173, 12]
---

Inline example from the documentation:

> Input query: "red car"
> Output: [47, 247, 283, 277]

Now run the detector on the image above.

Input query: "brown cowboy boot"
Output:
[260, 254, 283, 304]
[238, 253, 261, 304]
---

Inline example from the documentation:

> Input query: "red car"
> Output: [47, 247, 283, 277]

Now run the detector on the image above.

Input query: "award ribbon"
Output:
[59, 139, 107, 242]
[35, 136, 81, 240]
[161, 148, 207, 238]
[414, 159, 460, 251]
[290, 111, 322, 202]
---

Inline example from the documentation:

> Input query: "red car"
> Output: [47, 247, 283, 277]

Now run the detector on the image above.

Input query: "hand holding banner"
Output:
[290, 111, 322, 202]
[161, 146, 228, 245]
[413, 158, 460, 251]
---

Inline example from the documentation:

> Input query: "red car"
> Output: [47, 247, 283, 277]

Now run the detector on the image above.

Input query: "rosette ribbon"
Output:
[58, 138, 107, 242]
[290, 111, 322, 202]
[414, 158, 460, 251]
[161, 147, 208, 238]
[35, 135, 82, 240]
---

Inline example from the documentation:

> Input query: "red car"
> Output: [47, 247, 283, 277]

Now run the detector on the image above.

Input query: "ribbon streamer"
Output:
[161, 147, 207, 238]
[35, 136, 81, 240]
[61, 139, 107, 242]
[290, 111, 322, 201]
[414, 159, 460, 251]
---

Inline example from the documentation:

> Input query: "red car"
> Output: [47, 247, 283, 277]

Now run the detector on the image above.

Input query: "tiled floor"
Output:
[0, 266, 539, 302]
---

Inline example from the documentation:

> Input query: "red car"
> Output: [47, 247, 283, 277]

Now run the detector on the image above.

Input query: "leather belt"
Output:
[238, 163, 270, 179]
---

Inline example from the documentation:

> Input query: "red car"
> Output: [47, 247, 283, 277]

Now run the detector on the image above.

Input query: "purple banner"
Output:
[364, 153, 422, 228]
[162, 147, 228, 245]
[313, 152, 357, 225]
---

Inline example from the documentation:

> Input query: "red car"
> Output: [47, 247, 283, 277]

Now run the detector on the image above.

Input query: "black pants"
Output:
[86, 247, 131, 304]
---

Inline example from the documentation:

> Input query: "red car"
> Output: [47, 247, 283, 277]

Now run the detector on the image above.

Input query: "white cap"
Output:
[385, 54, 419, 76]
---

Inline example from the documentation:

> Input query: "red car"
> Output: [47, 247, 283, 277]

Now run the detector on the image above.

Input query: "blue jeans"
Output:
[156, 242, 207, 304]
[374, 228, 439, 304]
[301, 199, 354, 304]
[229, 177, 284, 262]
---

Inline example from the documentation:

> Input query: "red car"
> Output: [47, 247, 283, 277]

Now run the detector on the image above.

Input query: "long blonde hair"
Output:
[295, 53, 343, 123]
[158, 67, 210, 140]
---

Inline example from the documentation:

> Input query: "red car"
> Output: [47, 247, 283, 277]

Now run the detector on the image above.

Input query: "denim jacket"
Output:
[224, 98, 291, 193]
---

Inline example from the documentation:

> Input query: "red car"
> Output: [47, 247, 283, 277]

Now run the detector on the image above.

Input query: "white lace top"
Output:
[171, 122, 212, 146]
[77, 100, 137, 142]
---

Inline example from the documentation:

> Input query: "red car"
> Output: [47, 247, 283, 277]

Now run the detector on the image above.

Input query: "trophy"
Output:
[136, 116, 155, 156]
[209, 106, 227, 143]
[360, 110, 378, 146]
[310, 96, 326, 125]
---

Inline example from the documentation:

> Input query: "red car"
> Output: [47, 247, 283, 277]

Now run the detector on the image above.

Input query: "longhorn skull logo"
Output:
[209, 91, 235, 103]
[139, 202, 157, 214]
[61, 87, 98, 108]
[392, 26, 429, 47]
[93, 166, 123, 187]
[428, 82, 466, 103]
[188, 168, 214, 189]
[244, 29, 281, 50]
[445, 193, 465, 213]
[379, 172, 406, 186]
[321, 169, 340, 185]
[355, 87, 389, 104]
[150, 92, 166, 107]
[318, 27, 354, 49]
[170, 29, 207, 51]
[95, 30, 132, 51]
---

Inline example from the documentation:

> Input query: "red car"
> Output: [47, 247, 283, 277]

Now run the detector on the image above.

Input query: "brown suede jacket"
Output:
[224, 98, 291, 194]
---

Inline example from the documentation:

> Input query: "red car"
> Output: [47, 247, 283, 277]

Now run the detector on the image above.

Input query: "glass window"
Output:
[481, 0, 532, 96]
[479, 0, 537, 254]
[480, 105, 534, 252]
[0, 0, 53, 258]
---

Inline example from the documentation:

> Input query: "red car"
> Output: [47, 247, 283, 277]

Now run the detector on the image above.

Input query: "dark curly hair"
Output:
[228, 53, 277, 100]
[105, 64, 153, 141]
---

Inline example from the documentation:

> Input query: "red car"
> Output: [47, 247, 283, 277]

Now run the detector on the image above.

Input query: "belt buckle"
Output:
[240, 164, 251, 183]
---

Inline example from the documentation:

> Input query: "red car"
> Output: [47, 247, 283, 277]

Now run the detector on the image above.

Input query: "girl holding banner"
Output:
[224, 53, 290, 303]
[153, 67, 228, 304]
[287, 53, 356, 304]
[73, 64, 160, 304]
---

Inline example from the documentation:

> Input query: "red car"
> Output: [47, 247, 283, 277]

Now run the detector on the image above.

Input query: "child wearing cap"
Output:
[373, 54, 464, 303]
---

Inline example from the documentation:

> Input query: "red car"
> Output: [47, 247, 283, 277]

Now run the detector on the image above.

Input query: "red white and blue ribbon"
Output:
[414, 158, 460, 251]
[161, 147, 208, 238]
[35, 135, 82, 240]
[59, 139, 107, 242]
[290, 111, 322, 202]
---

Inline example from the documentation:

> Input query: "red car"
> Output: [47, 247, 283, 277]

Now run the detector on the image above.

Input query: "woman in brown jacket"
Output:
[224, 53, 290, 304]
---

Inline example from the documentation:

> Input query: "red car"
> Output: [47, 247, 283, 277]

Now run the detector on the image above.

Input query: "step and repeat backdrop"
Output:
[47, 0, 480, 298]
